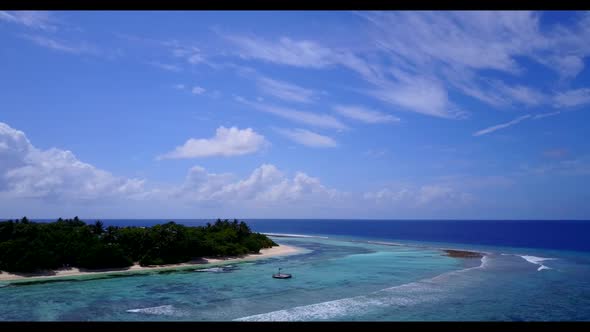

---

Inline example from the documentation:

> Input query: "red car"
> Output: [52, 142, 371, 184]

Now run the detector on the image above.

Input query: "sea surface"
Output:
[1, 219, 590, 321]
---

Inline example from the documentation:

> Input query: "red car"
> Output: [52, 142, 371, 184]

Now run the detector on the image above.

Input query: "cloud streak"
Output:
[275, 128, 338, 148]
[236, 97, 348, 130]
[22, 34, 100, 56]
[256, 76, 316, 104]
[473, 114, 532, 137]
[333, 105, 400, 124]
[0, 11, 57, 30]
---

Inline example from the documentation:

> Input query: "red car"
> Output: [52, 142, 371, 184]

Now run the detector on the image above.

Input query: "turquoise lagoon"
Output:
[1, 235, 590, 321]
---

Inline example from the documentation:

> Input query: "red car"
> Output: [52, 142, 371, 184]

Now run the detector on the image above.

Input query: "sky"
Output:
[1, 11, 590, 220]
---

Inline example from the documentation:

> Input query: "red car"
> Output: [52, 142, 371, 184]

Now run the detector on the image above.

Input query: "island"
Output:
[442, 249, 484, 258]
[0, 217, 280, 277]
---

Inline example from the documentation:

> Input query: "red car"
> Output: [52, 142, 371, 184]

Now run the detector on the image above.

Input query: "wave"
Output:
[518, 255, 556, 271]
[263, 233, 329, 239]
[234, 255, 488, 321]
[195, 267, 225, 273]
[126, 305, 186, 316]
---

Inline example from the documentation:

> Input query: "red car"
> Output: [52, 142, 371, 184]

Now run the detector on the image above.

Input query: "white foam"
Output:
[518, 255, 555, 271]
[235, 255, 488, 321]
[126, 305, 186, 316]
[263, 233, 329, 239]
[195, 267, 225, 273]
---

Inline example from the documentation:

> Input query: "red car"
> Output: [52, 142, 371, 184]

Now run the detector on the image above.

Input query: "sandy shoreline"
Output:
[0, 244, 302, 283]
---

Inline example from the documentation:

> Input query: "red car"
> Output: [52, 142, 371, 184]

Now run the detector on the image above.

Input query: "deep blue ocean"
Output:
[94, 219, 590, 252]
[2, 219, 590, 321]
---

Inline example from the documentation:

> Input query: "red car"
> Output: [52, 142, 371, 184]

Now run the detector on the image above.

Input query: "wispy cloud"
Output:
[333, 105, 400, 124]
[158, 126, 268, 159]
[533, 111, 561, 119]
[147, 61, 182, 72]
[473, 114, 531, 137]
[236, 97, 348, 130]
[223, 13, 590, 119]
[191, 86, 206, 95]
[173, 84, 185, 90]
[275, 128, 338, 148]
[360, 12, 590, 110]
[0, 11, 57, 31]
[22, 34, 99, 55]
[168, 42, 206, 64]
[553, 88, 590, 108]
[491, 81, 547, 107]
[225, 34, 459, 118]
[257, 76, 316, 104]
[226, 35, 336, 69]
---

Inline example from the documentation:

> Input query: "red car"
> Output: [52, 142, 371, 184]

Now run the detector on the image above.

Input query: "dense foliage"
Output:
[0, 217, 277, 273]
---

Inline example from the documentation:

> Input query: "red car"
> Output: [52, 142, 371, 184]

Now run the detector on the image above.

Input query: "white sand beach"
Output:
[0, 244, 302, 282]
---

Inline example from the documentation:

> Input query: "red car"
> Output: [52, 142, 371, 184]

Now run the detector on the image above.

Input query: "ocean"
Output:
[1, 219, 589, 321]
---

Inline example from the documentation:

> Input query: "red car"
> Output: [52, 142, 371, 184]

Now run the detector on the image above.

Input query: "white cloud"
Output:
[159, 126, 268, 159]
[275, 128, 337, 148]
[0, 11, 56, 30]
[0, 122, 144, 200]
[191, 86, 206, 95]
[473, 114, 531, 137]
[22, 34, 99, 56]
[227, 35, 337, 69]
[491, 81, 546, 107]
[333, 105, 400, 124]
[173, 84, 185, 90]
[236, 97, 348, 130]
[257, 76, 316, 104]
[370, 75, 461, 118]
[174, 164, 343, 204]
[553, 88, 590, 108]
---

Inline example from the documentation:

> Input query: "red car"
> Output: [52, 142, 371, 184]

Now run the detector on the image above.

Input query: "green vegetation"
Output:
[0, 217, 277, 273]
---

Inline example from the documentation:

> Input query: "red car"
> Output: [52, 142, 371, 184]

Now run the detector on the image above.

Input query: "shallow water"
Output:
[1, 236, 589, 321]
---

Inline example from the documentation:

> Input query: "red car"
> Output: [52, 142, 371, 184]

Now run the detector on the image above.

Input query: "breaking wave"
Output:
[126, 305, 187, 316]
[234, 255, 488, 321]
[518, 255, 556, 271]
[263, 233, 329, 239]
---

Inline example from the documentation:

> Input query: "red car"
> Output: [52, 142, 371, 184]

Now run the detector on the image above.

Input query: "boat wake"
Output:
[234, 255, 488, 321]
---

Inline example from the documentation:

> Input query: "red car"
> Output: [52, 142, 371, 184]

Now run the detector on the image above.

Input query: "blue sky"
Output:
[1, 11, 590, 219]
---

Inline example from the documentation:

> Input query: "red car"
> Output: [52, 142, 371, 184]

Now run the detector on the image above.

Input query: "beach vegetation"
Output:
[0, 218, 277, 273]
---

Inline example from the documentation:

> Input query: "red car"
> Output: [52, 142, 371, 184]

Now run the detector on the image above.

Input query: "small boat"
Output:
[272, 267, 292, 279]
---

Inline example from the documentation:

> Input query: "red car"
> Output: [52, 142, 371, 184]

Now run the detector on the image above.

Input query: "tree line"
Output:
[0, 217, 277, 273]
